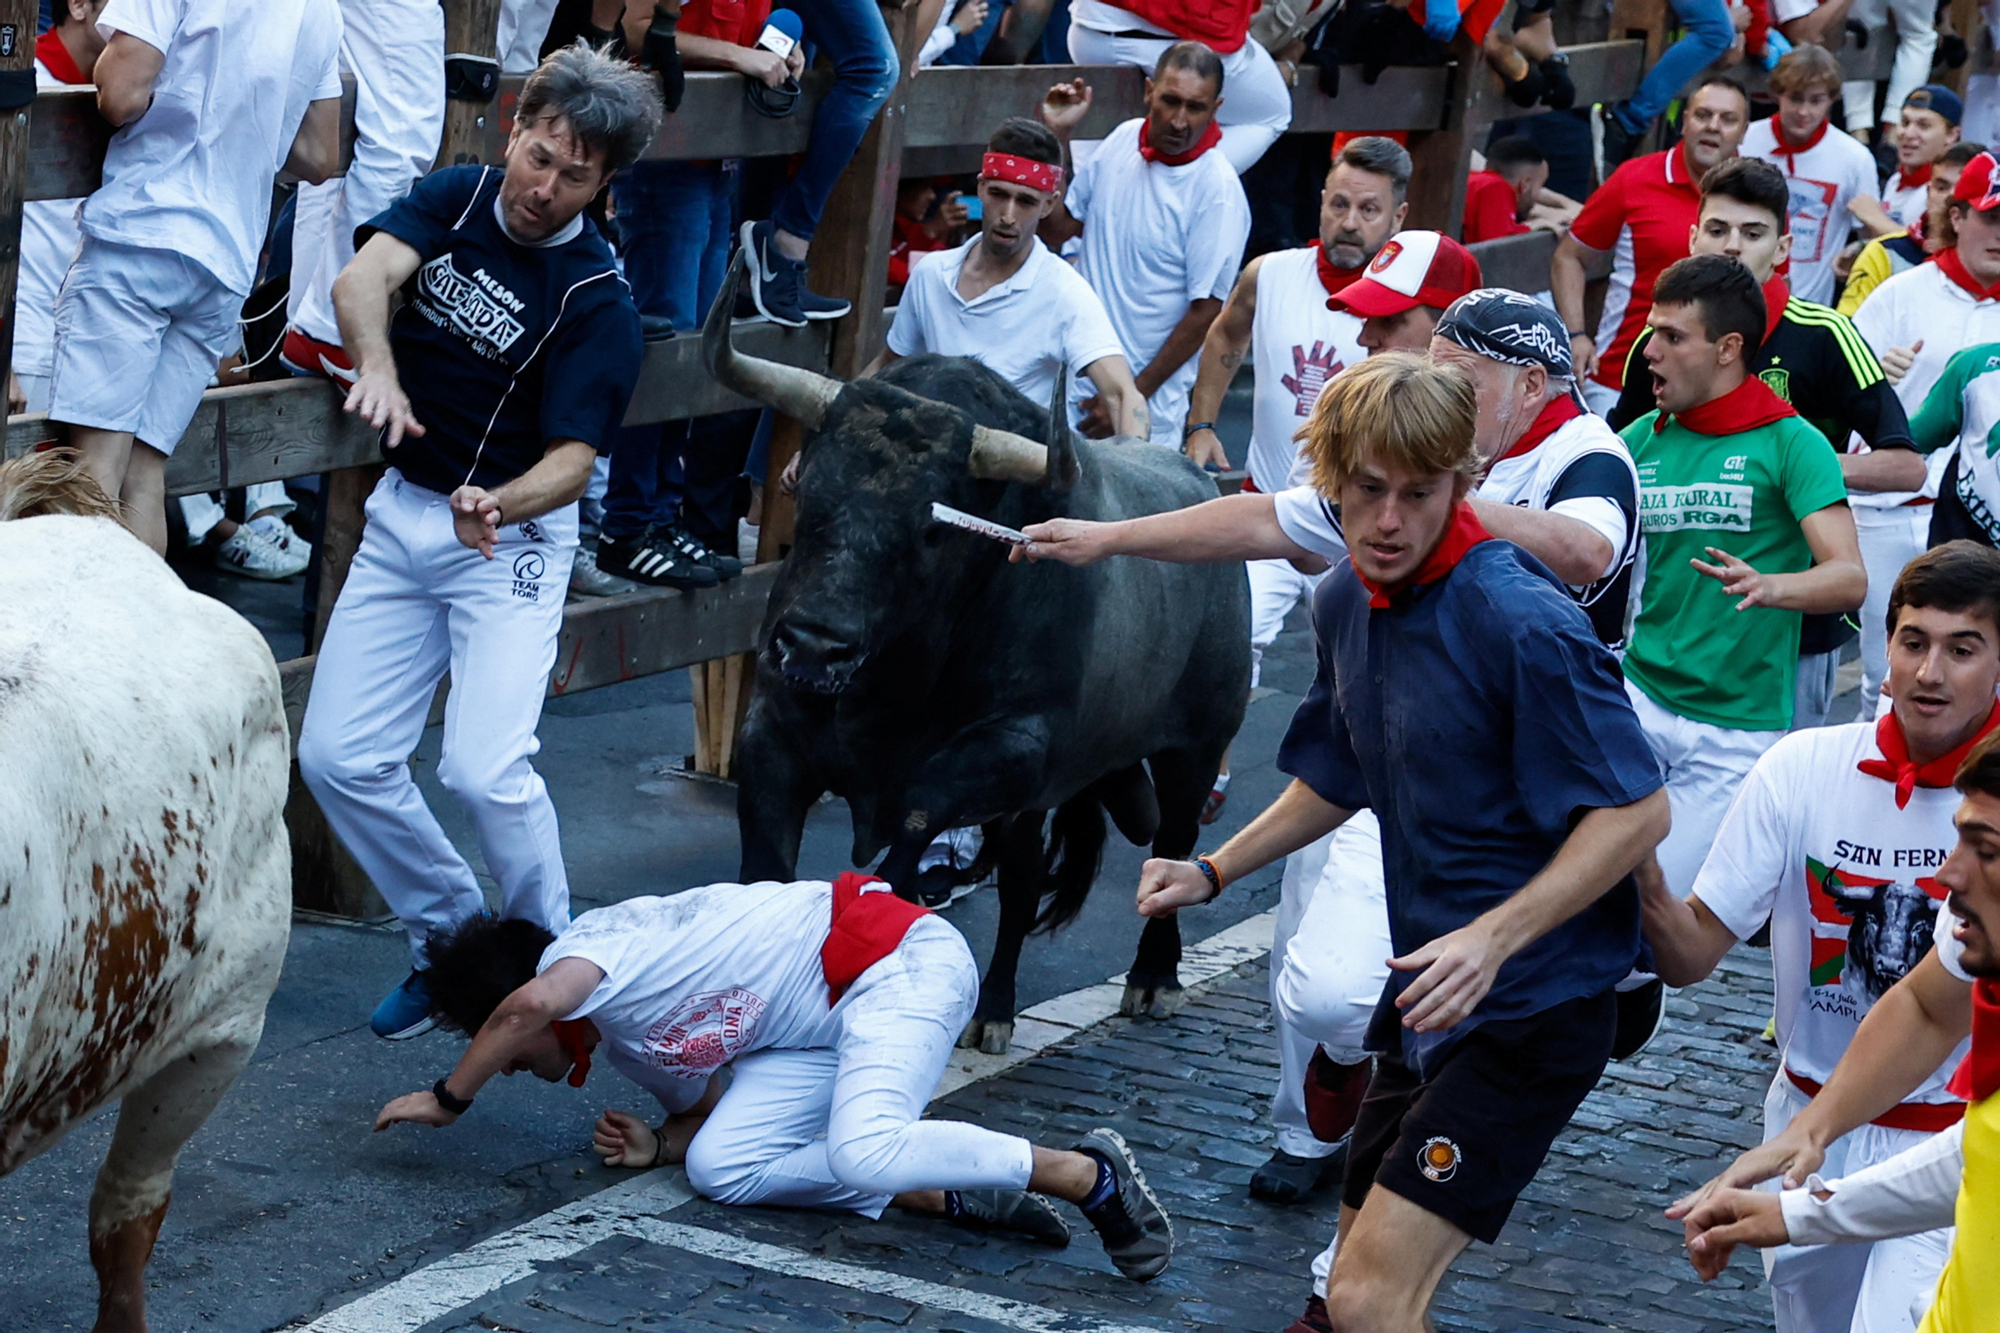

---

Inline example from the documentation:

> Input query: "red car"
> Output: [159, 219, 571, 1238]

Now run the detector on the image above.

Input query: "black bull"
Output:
[706, 256, 1250, 1052]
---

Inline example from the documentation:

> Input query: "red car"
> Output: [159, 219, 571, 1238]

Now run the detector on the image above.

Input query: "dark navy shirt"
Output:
[1277, 538, 1662, 1074]
[359, 165, 643, 496]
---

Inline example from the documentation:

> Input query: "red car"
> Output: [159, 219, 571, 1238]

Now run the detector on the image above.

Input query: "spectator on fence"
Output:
[738, 0, 902, 328]
[1590, 0, 1743, 179]
[1608, 158, 1919, 730]
[1841, 140, 1983, 315]
[1460, 135, 1569, 244]
[918, 0, 989, 66]
[1477, 0, 1577, 112]
[1879, 85, 1964, 228]
[1833, 0, 1940, 149]
[1038, 48, 1251, 448]
[1065, 1, 1293, 173]
[1854, 152, 2000, 559]
[50, 0, 342, 554]
[1557, 75, 1750, 416]
[1617, 254, 1865, 895]
[280, 0, 444, 388]
[297, 46, 656, 1041]
[1741, 46, 1892, 306]
[886, 176, 965, 294]
[868, 119, 1146, 436]
[587, 0, 798, 595]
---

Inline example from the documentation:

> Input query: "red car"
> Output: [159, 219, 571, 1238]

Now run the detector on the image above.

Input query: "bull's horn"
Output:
[702, 249, 841, 430]
[968, 425, 1051, 484]
[1043, 365, 1080, 492]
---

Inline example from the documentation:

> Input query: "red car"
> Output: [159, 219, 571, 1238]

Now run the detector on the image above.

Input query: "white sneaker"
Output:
[246, 514, 312, 573]
[214, 525, 303, 580]
[568, 546, 638, 598]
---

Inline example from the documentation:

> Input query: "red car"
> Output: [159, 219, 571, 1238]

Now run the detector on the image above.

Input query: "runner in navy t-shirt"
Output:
[1133, 354, 1668, 1333]
[298, 46, 656, 1042]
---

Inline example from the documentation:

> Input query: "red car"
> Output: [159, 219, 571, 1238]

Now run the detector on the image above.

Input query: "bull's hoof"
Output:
[1121, 980, 1184, 1020]
[1145, 984, 1184, 1020]
[1119, 983, 1150, 1018]
[959, 1017, 1015, 1054]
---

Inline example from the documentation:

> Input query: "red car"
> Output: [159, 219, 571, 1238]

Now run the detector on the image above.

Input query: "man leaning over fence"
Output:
[297, 45, 656, 1044]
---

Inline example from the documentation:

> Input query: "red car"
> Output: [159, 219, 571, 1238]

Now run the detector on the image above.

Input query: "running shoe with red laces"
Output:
[280, 327, 358, 386]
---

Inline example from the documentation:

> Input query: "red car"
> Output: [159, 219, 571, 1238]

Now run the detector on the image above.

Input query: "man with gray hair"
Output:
[299, 43, 658, 1041]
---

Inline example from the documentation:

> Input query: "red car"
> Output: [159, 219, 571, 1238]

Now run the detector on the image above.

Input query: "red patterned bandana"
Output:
[1317, 245, 1366, 297]
[1656, 375, 1797, 435]
[552, 1019, 595, 1088]
[1857, 703, 2000, 808]
[1139, 118, 1223, 166]
[980, 151, 1063, 194]
[1353, 503, 1491, 609]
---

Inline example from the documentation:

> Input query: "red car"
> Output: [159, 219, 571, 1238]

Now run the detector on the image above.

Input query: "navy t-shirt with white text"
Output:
[358, 165, 643, 496]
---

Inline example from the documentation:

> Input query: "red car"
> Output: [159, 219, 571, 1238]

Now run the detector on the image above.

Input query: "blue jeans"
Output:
[604, 161, 736, 538]
[1618, 0, 1735, 131]
[940, 0, 1007, 64]
[771, 0, 900, 242]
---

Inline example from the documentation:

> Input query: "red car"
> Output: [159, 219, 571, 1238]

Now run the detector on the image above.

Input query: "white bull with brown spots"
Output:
[0, 452, 290, 1333]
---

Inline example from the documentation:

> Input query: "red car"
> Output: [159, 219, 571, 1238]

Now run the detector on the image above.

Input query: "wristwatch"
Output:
[432, 1078, 474, 1115]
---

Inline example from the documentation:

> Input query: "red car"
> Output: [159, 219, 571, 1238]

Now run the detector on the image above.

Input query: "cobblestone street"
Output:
[383, 947, 1784, 1333]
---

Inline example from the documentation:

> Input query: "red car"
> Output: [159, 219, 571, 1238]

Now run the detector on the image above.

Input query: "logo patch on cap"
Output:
[1370, 240, 1402, 274]
[1419, 1136, 1461, 1182]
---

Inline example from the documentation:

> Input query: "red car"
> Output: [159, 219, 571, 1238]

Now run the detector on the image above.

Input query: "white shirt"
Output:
[83, 0, 342, 295]
[1071, 0, 1174, 35]
[542, 881, 844, 1114]
[1248, 246, 1364, 494]
[1882, 172, 1932, 230]
[16, 57, 86, 377]
[886, 236, 1127, 417]
[1854, 259, 2000, 413]
[1742, 118, 1881, 306]
[1067, 117, 1250, 448]
[1692, 720, 1972, 1103]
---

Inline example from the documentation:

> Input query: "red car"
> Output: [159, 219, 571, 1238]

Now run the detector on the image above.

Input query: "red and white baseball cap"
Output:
[1327, 230, 1485, 317]
[1954, 151, 2000, 213]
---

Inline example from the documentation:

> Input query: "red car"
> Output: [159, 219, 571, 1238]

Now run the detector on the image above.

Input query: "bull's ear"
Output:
[1044, 366, 1080, 493]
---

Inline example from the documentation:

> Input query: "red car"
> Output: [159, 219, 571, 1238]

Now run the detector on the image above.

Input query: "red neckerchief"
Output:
[34, 28, 84, 84]
[1138, 118, 1223, 167]
[1769, 112, 1831, 171]
[1761, 274, 1789, 342]
[551, 1018, 595, 1088]
[1353, 503, 1491, 609]
[1857, 702, 2000, 809]
[1655, 374, 1797, 435]
[1494, 393, 1582, 465]
[1317, 245, 1365, 297]
[822, 871, 930, 1006]
[1935, 245, 2000, 301]
[1946, 979, 1999, 1102]
[1898, 162, 1934, 193]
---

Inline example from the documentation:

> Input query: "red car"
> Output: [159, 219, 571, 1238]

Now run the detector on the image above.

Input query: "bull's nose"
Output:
[772, 621, 863, 688]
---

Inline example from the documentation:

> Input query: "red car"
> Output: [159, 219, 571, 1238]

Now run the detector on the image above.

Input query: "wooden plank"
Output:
[1465, 40, 1645, 127]
[438, 0, 504, 168]
[1468, 229, 1560, 293]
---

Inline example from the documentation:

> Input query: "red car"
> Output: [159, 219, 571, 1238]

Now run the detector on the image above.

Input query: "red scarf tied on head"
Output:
[1858, 702, 2000, 809]
[1353, 503, 1491, 609]
[551, 1019, 594, 1088]
[1656, 375, 1797, 435]
[1138, 118, 1223, 167]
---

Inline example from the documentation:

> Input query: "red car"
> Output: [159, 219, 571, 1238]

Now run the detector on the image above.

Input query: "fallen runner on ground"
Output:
[371, 873, 1175, 1281]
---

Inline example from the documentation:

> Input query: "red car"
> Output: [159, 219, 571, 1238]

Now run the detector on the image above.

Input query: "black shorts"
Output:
[1513, 0, 1557, 18]
[1341, 990, 1616, 1244]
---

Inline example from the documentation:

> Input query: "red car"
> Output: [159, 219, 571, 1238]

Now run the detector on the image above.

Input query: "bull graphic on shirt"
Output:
[1283, 342, 1345, 417]
[1805, 857, 1945, 1005]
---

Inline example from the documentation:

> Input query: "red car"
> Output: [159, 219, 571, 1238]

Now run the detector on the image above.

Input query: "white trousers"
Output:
[180, 481, 296, 546]
[1267, 812, 1389, 1159]
[1580, 378, 1621, 418]
[1967, 74, 2000, 155]
[1762, 1077, 1953, 1333]
[683, 917, 1037, 1217]
[297, 470, 577, 962]
[497, 0, 561, 73]
[1065, 26, 1293, 173]
[287, 0, 444, 346]
[1249, 556, 1322, 689]
[1855, 505, 1931, 722]
[1626, 680, 1785, 895]
[1841, 0, 1941, 132]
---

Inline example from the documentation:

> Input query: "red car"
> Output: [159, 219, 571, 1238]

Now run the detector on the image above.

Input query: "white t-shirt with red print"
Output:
[542, 881, 845, 1113]
[1742, 115, 1881, 307]
[1693, 719, 1971, 1104]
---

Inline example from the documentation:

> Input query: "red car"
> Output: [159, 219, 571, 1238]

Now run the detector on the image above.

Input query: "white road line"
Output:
[626, 1216, 1171, 1333]
[296, 910, 1277, 1332]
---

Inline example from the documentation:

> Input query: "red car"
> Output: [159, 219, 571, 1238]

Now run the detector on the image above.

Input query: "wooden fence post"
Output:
[0, 0, 38, 389]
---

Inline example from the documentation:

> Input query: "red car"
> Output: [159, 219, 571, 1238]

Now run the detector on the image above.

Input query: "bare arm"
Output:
[1847, 194, 1899, 240]
[1840, 448, 1928, 492]
[1134, 778, 1354, 918]
[1136, 298, 1224, 400]
[1184, 260, 1260, 469]
[1392, 789, 1671, 1032]
[334, 232, 427, 445]
[1037, 78, 1091, 243]
[1689, 503, 1866, 613]
[1637, 866, 1746, 987]
[284, 96, 344, 186]
[373, 958, 607, 1129]
[450, 439, 598, 558]
[861, 346, 902, 378]
[93, 31, 164, 126]
[1670, 948, 1971, 1215]
[1467, 499, 1615, 585]
[1081, 353, 1150, 439]
[1778, 0, 1853, 45]
[1553, 234, 1609, 380]
[1012, 491, 1313, 565]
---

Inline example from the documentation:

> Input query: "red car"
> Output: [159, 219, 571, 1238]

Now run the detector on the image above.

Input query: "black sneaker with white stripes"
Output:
[662, 525, 742, 581]
[595, 529, 719, 591]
